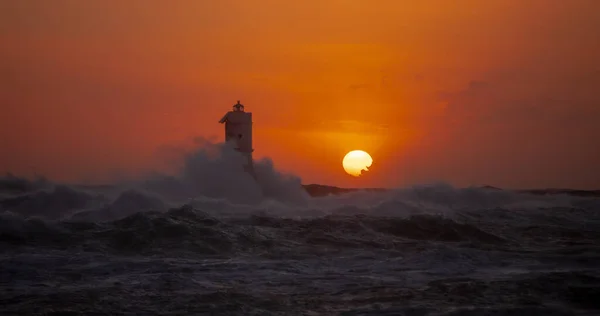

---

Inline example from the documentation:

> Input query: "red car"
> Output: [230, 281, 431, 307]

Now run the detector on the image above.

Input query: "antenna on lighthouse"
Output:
[218, 100, 255, 178]
[233, 100, 244, 112]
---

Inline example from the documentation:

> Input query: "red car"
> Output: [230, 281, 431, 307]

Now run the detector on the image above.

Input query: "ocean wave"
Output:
[2, 140, 600, 314]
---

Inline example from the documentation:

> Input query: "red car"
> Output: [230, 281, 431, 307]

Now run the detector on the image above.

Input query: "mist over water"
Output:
[137, 138, 310, 208]
[1, 139, 600, 315]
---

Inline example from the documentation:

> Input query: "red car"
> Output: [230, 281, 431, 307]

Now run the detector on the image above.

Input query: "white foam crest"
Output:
[135, 138, 309, 206]
[1, 138, 597, 222]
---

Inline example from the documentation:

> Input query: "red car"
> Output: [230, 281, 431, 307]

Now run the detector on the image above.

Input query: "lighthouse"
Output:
[218, 100, 255, 177]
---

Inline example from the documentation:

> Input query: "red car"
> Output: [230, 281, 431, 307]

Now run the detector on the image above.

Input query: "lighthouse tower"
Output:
[218, 100, 255, 176]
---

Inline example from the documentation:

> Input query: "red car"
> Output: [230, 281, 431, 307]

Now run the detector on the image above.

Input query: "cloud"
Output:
[348, 83, 371, 91]
[436, 72, 600, 129]
[416, 70, 600, 189]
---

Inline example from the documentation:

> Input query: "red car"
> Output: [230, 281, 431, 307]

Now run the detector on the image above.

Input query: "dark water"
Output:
[2, 175, 599, 316]
[2, 138, 600, 316]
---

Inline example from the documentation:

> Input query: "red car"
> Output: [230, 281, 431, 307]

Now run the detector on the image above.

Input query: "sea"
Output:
[1, 142, 599, 315]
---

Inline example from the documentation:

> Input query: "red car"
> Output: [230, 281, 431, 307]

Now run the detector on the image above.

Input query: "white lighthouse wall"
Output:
[224, 111, 253, 153]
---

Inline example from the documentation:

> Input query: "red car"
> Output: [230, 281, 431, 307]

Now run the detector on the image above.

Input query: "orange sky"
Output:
[1, 0, 599, 189]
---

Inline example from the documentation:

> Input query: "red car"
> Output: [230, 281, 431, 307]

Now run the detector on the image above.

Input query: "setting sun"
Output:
[342, 150, 373, 177]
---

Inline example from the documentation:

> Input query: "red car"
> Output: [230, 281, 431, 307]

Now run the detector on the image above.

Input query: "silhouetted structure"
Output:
[219, 100, 255, 177]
